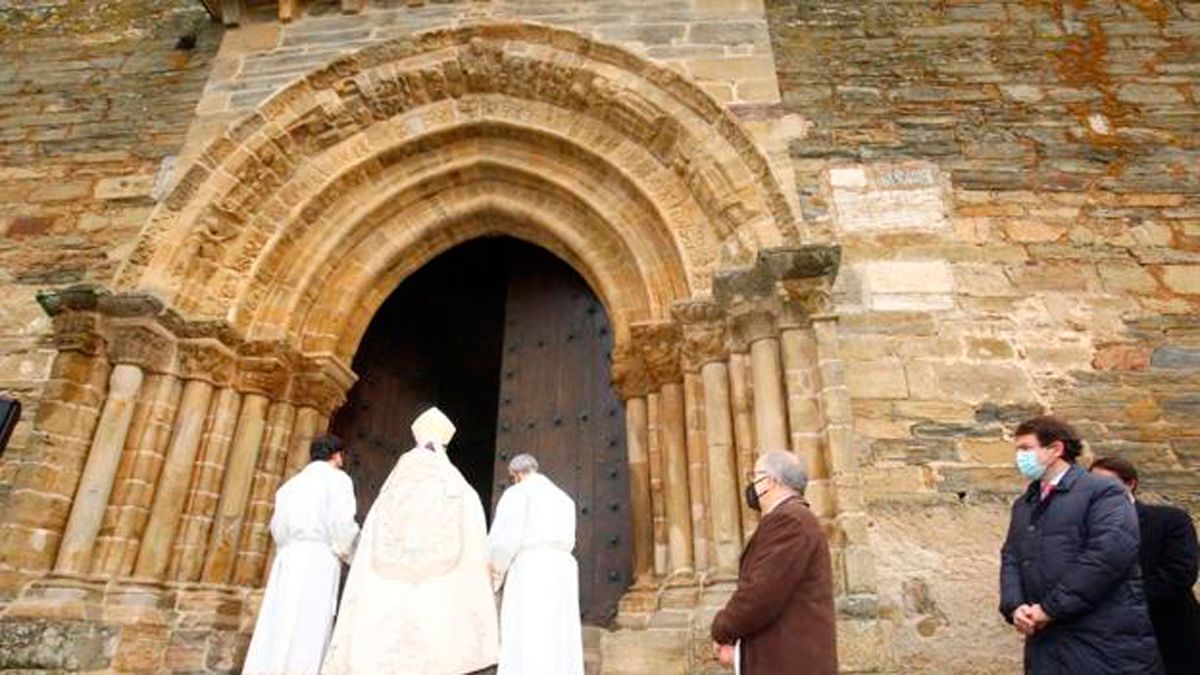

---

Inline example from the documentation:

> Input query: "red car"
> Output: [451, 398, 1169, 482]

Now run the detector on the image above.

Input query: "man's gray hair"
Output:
[758, 450, 808, 493]
[508, 453, 539, 476]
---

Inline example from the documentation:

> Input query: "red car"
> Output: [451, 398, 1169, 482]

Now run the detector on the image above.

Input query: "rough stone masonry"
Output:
[0, 0, 1196, 673]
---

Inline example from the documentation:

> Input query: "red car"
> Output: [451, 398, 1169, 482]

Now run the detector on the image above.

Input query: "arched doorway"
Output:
[329, 236, 632, 624]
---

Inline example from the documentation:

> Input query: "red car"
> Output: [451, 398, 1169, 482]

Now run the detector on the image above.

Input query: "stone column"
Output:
[728, 351, 757, 541]
[658, 381, 692, 576]
[682, 372, 709, 573]
[91, 370, 182, 577]
[733, 306, 789, 454]
[54, 363, 144, 574]
[677, 300, 742, 577]
[282, 407, 323, 482]
[168, 386, 242, 582]
[634, 321, 692, 577]
[612, 347, 655, 586]
[133, 340, 235, 579]
[201, 392, 270, 584]
[233, 399, 296, 586]
[645, 391, 667, 576]
[779, 300, 834, 522]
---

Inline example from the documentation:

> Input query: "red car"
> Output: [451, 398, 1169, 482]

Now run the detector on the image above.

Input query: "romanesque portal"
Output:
[0, 23, 877, 672]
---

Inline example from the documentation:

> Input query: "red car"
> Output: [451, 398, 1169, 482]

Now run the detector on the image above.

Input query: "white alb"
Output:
[489, 472, 584, 675]
[242, 461, 359, 675]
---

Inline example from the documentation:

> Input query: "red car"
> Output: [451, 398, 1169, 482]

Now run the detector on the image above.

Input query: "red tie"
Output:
[1040, 482, 1054, 501]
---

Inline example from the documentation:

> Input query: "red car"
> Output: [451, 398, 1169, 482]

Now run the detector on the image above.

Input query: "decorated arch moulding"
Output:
[105, 22, 803, 381]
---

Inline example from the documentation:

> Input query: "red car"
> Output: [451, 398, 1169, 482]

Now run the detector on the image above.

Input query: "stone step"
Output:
[584, 625, 604, 675]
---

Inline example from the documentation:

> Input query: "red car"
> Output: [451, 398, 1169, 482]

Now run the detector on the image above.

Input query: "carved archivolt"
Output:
[114, 23, 801, 354]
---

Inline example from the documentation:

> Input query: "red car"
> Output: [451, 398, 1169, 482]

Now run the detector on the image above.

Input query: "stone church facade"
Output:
[0, 1, 1196, 673]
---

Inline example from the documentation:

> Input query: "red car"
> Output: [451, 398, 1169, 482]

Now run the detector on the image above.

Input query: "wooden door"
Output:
[493, 245, 632, 625]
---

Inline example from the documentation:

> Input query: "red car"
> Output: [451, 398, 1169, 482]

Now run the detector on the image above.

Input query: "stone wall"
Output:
[0, 0, 221, 517]
[766, 1, 1200, 672]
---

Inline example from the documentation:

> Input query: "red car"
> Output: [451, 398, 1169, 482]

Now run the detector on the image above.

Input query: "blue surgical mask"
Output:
[1016, 450, 1046, 480]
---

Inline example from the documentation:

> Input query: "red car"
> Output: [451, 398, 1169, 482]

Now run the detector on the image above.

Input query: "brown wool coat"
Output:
[711, 496, 837, 675]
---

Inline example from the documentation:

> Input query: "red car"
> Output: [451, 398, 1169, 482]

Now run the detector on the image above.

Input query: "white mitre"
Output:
[412, 406, 456, 448]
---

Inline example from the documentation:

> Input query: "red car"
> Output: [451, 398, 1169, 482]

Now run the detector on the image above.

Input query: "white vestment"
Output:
[323, 445, 499, 674]
[489, 473, 584, 675]
[243, 461, 359, 675]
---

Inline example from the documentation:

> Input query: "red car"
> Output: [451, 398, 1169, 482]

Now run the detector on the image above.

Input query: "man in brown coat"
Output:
[711, 450, 837, 674]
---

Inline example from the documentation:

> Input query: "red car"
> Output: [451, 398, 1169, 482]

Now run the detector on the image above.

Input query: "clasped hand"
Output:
[1012, 603, 1051, 636]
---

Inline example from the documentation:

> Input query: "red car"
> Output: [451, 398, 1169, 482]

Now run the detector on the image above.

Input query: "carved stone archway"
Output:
[0, 22, 876, 672]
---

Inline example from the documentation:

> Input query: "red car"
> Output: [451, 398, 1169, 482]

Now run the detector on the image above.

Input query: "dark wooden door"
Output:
[493, 245, 631, 625]
[330, 239, 631, 626]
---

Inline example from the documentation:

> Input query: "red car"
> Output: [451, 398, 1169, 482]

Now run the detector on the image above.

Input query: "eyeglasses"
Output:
[744, 471, 771, 484]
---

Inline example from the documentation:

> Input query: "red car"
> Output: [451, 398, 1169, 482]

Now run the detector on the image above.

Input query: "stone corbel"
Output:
[630, 321, 683, 389]
[672, 300, 728, 373]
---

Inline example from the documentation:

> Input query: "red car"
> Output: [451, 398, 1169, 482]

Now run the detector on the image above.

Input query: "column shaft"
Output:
[658, 382, 693, 575]
[92, 372, 183, 577]
[646, 392, 667, 577]
[54, 364, 144, 574]
[683, 373, 709, 573]
[749, 337, 789, 453]
[728, 352, 757, 541]
[623, 397, 654, 585]
[701, 361, 742, 575]
[233, 400, 295, 586]
[133, 378, 215, 579]
[201, 393, 269, 584]
[168, 387, 242, 582]
[281, 407, 322, 483]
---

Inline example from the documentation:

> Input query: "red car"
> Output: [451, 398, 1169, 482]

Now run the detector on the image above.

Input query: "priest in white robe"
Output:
[243, 435, 359, 675]
[323, 407, 499, 674]
[489, 454, 584, 675]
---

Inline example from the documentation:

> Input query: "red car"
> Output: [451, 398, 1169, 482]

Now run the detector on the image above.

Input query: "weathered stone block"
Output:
[601, 628, 689, 675]
[94, 175, 155, 201]
[1160, 265, 1200, 294]
[1150, 345, 1200, 369]
[0, 618, 115, 671]
[846, 359, 908, 399]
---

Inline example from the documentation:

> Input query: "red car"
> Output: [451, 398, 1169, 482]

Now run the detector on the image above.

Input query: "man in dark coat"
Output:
[1091, 456, 1200, 675]
[711, 450, 837, 674]
[999, 416, 1163, 674]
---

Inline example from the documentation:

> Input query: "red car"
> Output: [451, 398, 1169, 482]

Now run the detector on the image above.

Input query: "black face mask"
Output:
[745, 479, 769, 512]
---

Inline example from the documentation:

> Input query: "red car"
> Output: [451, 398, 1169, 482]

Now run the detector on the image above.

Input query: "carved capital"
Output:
[49, 311, 106, 356]
[177, 339, 237, 386]
[292, 354, 357, 415]
[109, 321, 176, 373]
[235, 341, 296, 399]
[631, 321, 682, 388]
[729, 303, 779, 348]
[778, 277, 835, 328]
[672, 301, 728, 372]
[611, 345, 653, 400]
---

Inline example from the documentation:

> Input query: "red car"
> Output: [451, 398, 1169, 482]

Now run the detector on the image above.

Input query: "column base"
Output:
[0, 573, 255, 673]
[613, 581, 893, 673]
